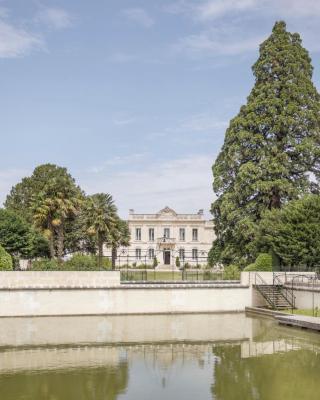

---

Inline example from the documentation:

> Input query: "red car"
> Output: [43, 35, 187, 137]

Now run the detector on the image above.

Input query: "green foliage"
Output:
[243, 263, 257, 271]
[31, 254, 112, 271]
[257, 195, 320, 268]
[83, 193, 118, 268]
[255, 253, 272, 271]
[244, 253, 272, 271]
[175, 256, 180, 268]
[211, 21, 320, 267]
[0, 244, 13, 270]
[0, 208, 49, 258]
[153, 257, 158, 268]
[31, 259, 61, 271]
[5, 164, 83, 259]
[223, 265, 240, 280]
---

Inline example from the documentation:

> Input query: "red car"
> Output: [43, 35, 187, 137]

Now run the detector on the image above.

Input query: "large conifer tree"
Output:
[211, 21, 320, 267]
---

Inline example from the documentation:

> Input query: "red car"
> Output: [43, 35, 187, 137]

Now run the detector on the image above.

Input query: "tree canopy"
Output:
[5, 164, 83, 259]
[257, 195, 320, 268]
[0, 209, 48, 258]
[211, 21, 320, 267]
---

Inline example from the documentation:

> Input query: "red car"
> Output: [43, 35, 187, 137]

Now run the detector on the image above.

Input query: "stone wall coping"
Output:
[0, 283, 249, 290]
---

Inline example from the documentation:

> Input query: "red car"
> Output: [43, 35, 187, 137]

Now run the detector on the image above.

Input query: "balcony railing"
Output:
[157, 237, 176, 246]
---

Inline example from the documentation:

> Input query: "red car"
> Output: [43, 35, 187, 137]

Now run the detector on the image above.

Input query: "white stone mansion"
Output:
[106, 207, 215, 267]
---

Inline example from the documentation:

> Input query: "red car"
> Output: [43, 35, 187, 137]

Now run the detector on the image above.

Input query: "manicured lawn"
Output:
[283, 309, 320, 317]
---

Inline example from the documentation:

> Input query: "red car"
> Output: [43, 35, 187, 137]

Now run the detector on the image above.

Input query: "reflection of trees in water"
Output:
[0, 362, 128, 400]
[212, 344, 320, 400]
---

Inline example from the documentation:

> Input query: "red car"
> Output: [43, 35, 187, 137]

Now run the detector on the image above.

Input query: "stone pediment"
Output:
[157, 206, 177, 218]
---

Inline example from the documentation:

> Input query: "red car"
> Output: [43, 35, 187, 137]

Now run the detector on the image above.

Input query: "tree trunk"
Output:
[269, 187, 281, 209]
[112, 246, 117, 270]
[48, 227, 56, 259]
[56, 224, 64, 262]
[98, 235, 103, 270]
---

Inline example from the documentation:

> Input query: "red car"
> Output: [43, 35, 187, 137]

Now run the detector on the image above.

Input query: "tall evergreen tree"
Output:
[211, 21, 320, 267]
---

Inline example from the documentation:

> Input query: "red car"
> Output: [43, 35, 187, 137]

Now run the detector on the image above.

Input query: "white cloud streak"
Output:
[35, 7, 73, 30]
[0, 20, 43, 58]
[81, 155, 214, 218]
[122, 8, 154, 28]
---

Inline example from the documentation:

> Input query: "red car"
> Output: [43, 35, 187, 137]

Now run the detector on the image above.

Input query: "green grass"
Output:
[283, 309, 320, 317]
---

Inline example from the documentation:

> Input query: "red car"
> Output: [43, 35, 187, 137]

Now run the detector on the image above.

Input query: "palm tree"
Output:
[84, 193, 118, 269]
[108, 218, 131, 270]
[33, 192, 81, 260]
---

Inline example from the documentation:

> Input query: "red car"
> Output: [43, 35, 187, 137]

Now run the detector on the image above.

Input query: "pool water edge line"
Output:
[245, 307, 320, 332]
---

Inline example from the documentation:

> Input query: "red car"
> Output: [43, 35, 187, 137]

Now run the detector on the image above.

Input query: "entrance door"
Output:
[164, 250, 171, 265]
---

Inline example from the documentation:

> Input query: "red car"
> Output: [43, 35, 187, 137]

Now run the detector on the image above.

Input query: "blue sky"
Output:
[1, 0, 320, 218]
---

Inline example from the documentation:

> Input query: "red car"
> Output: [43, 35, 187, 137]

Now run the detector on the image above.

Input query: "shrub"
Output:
[244, 263, 257, 271]
[255, 253, 272, 271]
[244, 253, 273, 272]
[223, 265, 240, 280]
[65, 254, 97, 270]
[0, 244, 13, 270]
[175, 256, 180, 268]
[152, 257, 158, 268]
[31, 259, 61, 271]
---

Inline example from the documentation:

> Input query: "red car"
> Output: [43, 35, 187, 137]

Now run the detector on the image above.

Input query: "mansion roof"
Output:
[128, 206, 211, 224]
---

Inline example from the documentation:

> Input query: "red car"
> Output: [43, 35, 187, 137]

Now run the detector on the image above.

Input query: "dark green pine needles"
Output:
[210, 21, 320, 267]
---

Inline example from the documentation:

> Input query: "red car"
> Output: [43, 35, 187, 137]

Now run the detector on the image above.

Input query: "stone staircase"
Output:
[254, 284, 294, 309]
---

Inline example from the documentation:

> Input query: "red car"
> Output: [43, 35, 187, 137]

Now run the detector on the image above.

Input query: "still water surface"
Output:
[0, 313, 320, 400]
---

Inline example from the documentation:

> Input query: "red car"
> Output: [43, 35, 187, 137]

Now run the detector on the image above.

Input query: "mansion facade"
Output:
[106, 207, 215, 267]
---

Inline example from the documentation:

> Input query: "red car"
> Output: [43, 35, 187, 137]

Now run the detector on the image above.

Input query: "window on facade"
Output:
[179, 248, 185, 260]
[164, 228, 170, 238]
[148, 248, 155, 259]
[149, 228, 154, 241]
[192, 228, 198, 241]
[192, 248, 198, 260]
[135, 228, 141, 241]
[136, 248, 141, 260]
[179, 228, 185, 241]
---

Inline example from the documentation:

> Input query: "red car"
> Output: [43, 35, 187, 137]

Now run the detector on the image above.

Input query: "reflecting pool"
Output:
[0, 313, 320, 399]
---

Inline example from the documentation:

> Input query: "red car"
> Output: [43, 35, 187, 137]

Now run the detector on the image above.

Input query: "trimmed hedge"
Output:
[0, 244, 13, 270]
[223, 264, 240, 280]
[31, 254, 112, 271]
[244, 253, 273, 271]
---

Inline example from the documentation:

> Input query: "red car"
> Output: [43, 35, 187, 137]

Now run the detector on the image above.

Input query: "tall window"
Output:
[164, 228, 170, 238]
[149, 228, 154, 241]
[192, 248, 198, 260]
[135, 228, 141, 241]
[192, 228, 198, 241]
[179, 248, 185, 260]
[148, 248, 155, 259]
[179, 228, 185, 241]
[136, 248, 141, 260]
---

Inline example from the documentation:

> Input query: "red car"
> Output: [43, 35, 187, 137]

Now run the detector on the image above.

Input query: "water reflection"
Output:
[0, 314, 320, 400]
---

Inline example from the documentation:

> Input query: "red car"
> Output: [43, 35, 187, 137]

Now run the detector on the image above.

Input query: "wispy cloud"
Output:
[108, 52, 136, 64]
[81, 155, 214, 217]
[175, 30, 263, 56]
[168, 0, 320, 20]
[89, 153, 147, 174]
[122, 8, 154, 28]
[35, 7, 74, 30]
[0, 20, 43, 58]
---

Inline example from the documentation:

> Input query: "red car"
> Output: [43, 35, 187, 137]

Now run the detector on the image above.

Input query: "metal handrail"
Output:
[273, 274, 296, 309]
[254, 273, 277, 309]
